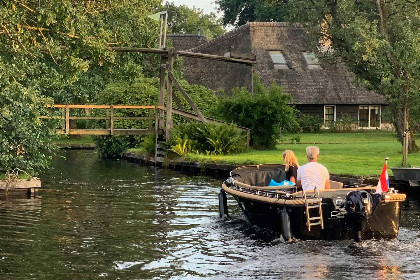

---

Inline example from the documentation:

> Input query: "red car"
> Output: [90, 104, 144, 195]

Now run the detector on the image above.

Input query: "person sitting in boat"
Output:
[282, 150, 299, 183]
[296, 146, 330, 191]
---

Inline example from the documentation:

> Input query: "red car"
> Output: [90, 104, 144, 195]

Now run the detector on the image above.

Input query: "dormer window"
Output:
[303, 52, 321, 69]
[269, 51, 289, 69]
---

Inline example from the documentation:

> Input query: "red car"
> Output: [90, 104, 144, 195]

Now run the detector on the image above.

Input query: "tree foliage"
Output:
[93, 78, 221, 158]
[286, 0, 419, 153]
[215, 0, 288, 26]
[163, 2, 225, 39]
[0, 82, 56, 176]
[215, 76, 298, 149]
[0, 0, 161, 174]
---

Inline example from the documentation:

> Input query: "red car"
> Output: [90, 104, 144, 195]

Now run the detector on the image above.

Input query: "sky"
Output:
[165, 0, 220, 16]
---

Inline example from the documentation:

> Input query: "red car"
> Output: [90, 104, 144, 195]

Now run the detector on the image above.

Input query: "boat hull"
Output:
[231, 194, 402, 240]
[221, 164, 406, 241]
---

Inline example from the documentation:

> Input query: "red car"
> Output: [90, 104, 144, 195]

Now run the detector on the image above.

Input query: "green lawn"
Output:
[182, 131, 420, 177]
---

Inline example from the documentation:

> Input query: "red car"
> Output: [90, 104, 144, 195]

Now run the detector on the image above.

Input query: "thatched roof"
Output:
[186, 22, 388, 105]
[167, 34, 208, 53]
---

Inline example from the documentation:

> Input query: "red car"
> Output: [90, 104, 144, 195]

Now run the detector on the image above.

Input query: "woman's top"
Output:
[285, 165, 298, 181]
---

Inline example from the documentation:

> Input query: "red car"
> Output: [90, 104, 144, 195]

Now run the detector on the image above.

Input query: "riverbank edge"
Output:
[123, 152, 381, 186]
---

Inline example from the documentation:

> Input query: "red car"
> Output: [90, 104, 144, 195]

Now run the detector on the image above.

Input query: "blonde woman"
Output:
[282, 150, 299, 183]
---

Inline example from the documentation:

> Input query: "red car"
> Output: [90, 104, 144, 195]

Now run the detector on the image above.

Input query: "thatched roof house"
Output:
[169, 22, 389, 129]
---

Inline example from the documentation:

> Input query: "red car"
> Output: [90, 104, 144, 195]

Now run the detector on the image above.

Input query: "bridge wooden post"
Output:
[165, 48, 175, 140]
[106, 109, 110, 130]
[159, 55, 167, 132]
[65, 105, 70, 135]
[110, 105, 114, 135]
[61, 107, 66, 134]
[246, 129, 251, 149]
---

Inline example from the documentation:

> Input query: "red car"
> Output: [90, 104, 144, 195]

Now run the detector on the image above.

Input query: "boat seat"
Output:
[329, 180, 344, 189]
[236, 168, 286, 186]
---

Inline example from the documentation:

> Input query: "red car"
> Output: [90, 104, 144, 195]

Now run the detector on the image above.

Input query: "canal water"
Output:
[0, 150, 419, 279]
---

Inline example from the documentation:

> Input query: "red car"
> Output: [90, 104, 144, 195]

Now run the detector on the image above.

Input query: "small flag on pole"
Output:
[147, 12, 161, 21]
[376, 158, 389, 194]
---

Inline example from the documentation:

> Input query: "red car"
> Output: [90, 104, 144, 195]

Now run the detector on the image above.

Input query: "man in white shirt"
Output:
[297, 146, 330, 191]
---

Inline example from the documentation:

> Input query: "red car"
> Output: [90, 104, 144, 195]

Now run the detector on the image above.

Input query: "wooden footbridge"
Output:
[48, 103, 251, 146]
[44, 45, 255, 151]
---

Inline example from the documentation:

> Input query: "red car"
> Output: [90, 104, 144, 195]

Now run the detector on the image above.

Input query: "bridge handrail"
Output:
[49, 104, 164, 109]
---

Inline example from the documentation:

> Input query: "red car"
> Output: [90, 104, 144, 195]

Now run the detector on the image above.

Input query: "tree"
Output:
[285, 0, 419, 161]
[215, 76, 298, 149]
[0, 0, 161, 175]
[215, 0, 288, 26]
[0, 81, 56, 177]
[163, 2, 225, 39]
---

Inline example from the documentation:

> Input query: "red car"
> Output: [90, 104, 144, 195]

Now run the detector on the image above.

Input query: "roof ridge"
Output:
[167, 34, 207, 38]
[188, 23, 251, 52]
[249, 22, 290, 27]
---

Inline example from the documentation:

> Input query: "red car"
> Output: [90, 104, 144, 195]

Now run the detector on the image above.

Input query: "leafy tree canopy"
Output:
[286, 0, 419, 154]
[215, 0, 288, 26]
[1, 0, 162, 104]
[0, 0, 161, 175]
[163, 2, 225, 39]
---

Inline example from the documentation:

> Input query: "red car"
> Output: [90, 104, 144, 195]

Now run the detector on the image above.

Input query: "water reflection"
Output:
[0, 150, 419, 279]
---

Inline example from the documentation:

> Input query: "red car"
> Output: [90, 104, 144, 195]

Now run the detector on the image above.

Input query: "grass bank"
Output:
[180, 131, 420, 177]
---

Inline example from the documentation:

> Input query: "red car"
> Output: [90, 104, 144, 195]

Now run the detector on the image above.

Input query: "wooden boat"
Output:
[219, 164, 406, 241]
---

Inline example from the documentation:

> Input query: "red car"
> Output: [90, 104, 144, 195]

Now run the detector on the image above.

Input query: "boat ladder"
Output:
[303, 189, 324, 232]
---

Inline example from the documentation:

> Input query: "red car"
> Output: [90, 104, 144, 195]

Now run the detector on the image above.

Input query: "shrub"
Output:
[93, 78, 220, 158]
[169, 122, 211, 152]
[170, 137, 192, 156]
[297, 113, 323, 132]
[169, 122, 247, 155]
[215, 76, 298, 149]
[93, 136, 133, 159]
[173, 80, 219, 118]
[330, 114, 357, 132]
[205, 123, 247, 154]
[139, 134, 156, 156]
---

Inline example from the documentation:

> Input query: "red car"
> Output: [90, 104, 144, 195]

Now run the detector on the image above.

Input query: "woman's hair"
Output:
[282, 150, 299, 171]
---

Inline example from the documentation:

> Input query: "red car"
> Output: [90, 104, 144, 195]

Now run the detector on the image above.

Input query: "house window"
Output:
[358, 105, 381, 128]
[324, 105, 336, 127]
[303, 52, 321, 69]
[269, 51, 289, 69]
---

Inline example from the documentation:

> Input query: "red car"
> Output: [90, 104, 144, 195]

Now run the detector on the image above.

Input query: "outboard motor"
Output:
[345, 190, 373, 242]
[219, 175, 236, 219]
[218, 189, 229, 219]
[280, 208, 292, 242]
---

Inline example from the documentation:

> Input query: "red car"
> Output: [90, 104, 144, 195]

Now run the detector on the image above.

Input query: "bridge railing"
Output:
[43, 104, 251, 148]
[44, 104, 165, 136]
